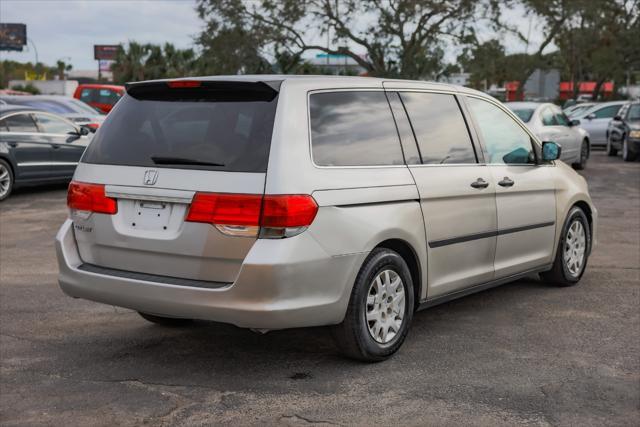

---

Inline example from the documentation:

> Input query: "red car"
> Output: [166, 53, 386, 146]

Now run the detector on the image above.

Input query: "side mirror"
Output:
[79, 126, 90, 136]
[586, 113, 596, 120]
[613, 115, 622, 121]
[569, 119, 581, 126]
[542, 141, 562, 161]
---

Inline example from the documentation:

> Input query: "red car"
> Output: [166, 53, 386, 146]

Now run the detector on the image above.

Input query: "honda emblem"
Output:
[143, 170, 158, 185]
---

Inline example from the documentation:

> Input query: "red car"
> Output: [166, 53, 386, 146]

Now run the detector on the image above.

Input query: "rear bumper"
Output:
[56, 219, 365, 329]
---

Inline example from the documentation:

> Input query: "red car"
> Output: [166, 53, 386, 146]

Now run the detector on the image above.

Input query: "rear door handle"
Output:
[470, 178, 489, 189]
[498, 177, 514, 187]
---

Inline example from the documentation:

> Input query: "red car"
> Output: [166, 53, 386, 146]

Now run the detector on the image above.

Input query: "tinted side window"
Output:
[400, 92, 476, 164]
[467, 97, 535, 165]
[309, 91, 404, 166]
[80, 89, 95, 103]
[554, 111, 570, 126]
[593, 105, 621, 119]
[99, 89, 120, 104]
[34, 114, 76, 134]
[386, 92, 420, 164]
[5, 114, 38, 133]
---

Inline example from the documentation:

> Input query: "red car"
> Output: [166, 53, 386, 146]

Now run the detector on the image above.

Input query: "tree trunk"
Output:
[592, 77, 606, 100]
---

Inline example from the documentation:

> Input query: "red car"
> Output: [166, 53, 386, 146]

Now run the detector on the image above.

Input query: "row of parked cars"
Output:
[0, 84, 123, 200]
[505, 100, 640, 168]
[1, 84, 638, 202]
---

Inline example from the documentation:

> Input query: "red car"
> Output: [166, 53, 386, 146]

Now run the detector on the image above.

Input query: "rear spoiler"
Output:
[125, 80, 280, 102]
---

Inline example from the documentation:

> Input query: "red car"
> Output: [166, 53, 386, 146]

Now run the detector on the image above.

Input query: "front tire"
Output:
[332, 248, 415, 362]
[606, 139, 618, 156]
[0, 159, 14, 201]
[622, 137, 638, 162]
[541, 207, 591, 287]
[572, 140, 589, 170]
[138, 312, 193, 327]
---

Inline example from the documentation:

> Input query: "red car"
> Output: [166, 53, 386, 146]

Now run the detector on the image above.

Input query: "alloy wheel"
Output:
[366, 269, 405, 344]
[0, 163, 10, 199]
[563, 220, 586, 276]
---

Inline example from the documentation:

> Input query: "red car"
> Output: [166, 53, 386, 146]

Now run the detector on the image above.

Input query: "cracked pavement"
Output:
[1, 151, 639, 426]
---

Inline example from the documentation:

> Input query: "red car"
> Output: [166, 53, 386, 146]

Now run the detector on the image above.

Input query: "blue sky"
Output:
[1, 0, 545, 71]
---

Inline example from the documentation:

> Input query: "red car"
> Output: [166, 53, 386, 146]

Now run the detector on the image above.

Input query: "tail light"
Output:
[186, 193, 318, 238]
[67, 181, 117, 215]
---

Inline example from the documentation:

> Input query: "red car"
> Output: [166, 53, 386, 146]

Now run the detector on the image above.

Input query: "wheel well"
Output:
[375, 239, 422, 309]
[0, 155, 15, 179]
[573, 200, 593, 252]
[583, 138, 590, 157]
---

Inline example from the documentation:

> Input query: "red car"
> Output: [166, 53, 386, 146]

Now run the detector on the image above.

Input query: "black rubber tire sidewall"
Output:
[332, 248, 415, 362]
[622, 137, 638, 162]
[0, 159, 13, 202]
[606, 140, 618, 156]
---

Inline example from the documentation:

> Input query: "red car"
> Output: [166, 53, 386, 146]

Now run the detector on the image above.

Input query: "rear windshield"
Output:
[82, 83, 278, 172]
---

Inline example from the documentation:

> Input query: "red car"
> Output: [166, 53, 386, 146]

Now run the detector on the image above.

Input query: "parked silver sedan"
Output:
[571, 101, 627, 147]
[507, 102, 590, 169]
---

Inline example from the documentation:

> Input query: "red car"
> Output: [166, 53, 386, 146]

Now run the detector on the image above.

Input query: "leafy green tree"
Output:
[111, 42, 198, 83]
[196, 0, 500, 79]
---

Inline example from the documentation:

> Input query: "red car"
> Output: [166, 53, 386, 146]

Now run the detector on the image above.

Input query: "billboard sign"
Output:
[94, 45, 119, 61]
[0, 23, 27, 51]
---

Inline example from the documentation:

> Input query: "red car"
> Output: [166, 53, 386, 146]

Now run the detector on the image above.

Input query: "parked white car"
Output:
[507, 102, 590, 169]
[572, 101, 627, 147]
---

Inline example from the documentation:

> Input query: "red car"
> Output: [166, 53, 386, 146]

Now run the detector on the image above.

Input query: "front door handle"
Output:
[8, 142, 17, 148]
[498, 177, 514, 187]
[470, 178, 489, 189]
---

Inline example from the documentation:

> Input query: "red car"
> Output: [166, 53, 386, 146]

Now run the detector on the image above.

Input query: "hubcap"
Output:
[0, 164, 10, 198]
[563, 220, 586, 276]
[366, 269, 405, 344]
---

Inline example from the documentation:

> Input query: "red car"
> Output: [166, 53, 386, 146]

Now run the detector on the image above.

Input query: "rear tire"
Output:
[138, 312, 193, 327]
[0, 159, 14, 201]
[541, 207, 591, 287]
[332, 248, 414, 362]
[622, 137, 638, 162]
[606, 139, 618, 156]
[572, 140, 589, 170]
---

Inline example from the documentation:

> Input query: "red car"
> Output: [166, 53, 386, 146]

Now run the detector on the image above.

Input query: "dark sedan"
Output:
[0, 105, 91, 200]
[607, 101, 640, 162]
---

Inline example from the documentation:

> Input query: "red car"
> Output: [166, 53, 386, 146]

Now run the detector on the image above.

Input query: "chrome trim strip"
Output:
[429, 221, 555, 248]
[17, 161, 78, 167]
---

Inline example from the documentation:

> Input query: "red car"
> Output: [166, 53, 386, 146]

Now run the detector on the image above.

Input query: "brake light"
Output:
[167, 80, 201, 88]
[185, 193, 318, 238]
[261, 195, 318, 228]
[67, 181, 117, 214]
[186, 193, 262, 225]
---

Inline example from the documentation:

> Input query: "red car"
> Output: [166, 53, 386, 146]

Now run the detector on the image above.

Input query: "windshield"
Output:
[510, 108, 535, 123]
[628, 104, 640, 121]
[81, 87, 279, 172]
[68, 99, 102, 115]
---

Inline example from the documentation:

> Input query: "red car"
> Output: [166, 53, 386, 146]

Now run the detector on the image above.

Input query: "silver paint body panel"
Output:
[56, 75, 597, 329]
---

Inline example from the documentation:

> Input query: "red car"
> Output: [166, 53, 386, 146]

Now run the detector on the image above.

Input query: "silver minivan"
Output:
[56, 76, 597, 361]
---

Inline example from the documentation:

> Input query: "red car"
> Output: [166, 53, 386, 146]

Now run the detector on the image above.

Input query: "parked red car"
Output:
[73, 84, 124, 114]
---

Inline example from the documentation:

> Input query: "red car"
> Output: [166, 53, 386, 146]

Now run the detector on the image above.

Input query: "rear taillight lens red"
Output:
[67, 181, 117, 214]
[261, 195, 318, 228]
[186, 193, 263, 226]
[185, 193, 318, 236]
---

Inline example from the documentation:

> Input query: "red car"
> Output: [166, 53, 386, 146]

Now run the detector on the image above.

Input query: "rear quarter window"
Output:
[309, 91, 404, 166]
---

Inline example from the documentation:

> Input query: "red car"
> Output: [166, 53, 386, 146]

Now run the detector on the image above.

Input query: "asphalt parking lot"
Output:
[1, 151, 638, 426]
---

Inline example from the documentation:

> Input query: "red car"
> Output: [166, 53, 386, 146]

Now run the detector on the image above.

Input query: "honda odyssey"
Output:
[56, 76, 597, 361]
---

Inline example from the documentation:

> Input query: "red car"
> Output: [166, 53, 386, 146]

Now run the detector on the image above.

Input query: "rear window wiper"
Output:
[150, 156, 225, 167]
